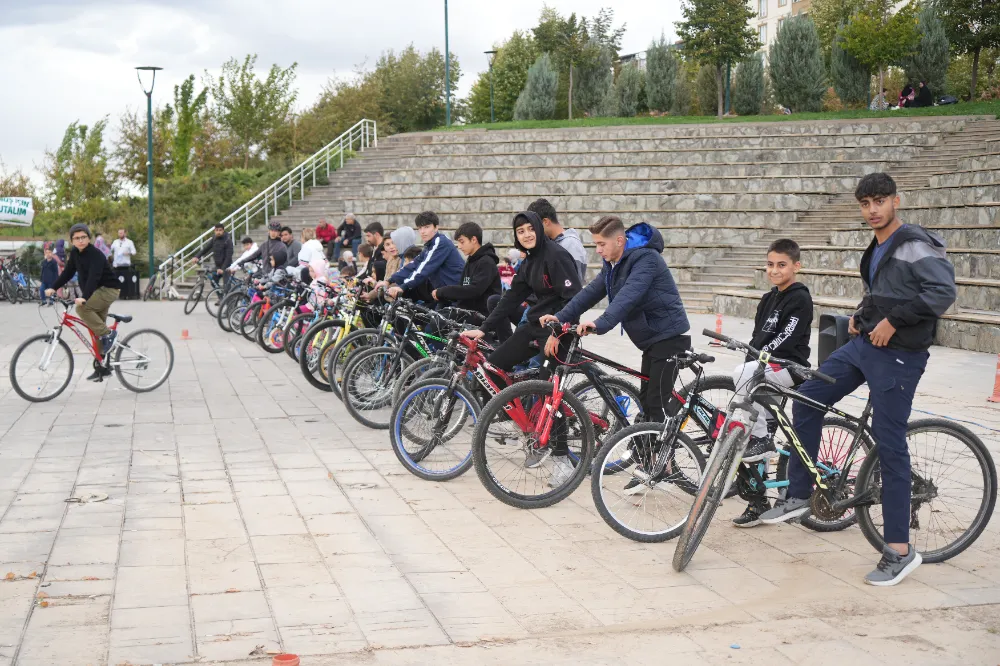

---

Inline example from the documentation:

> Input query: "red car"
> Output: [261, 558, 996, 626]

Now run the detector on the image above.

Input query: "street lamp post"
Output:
[444, 0, 451, 126]
[485, 50, 497, 123]
[135, 65, 162, 279]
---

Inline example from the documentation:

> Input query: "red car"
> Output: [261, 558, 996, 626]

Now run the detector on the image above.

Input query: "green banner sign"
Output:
[0, 197, 34, 226]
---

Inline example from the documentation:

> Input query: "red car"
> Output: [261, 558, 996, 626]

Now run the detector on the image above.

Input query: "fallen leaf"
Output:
[4, 573, 13, 581]
[328, 472, 334, 480]
[39, 601, 49, 608]
[225, 588, 239, 593]
[36, 592, 48, 599]
[28, 572, 37, 578]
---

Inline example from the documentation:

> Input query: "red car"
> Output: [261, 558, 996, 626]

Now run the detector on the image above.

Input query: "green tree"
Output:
[574, 40, 616, 116]
[514, 53, 559, 120]
[44, 119, 118, 210]
[840, 0, 921, 95]
[831, 25, 871, 106]
[646, 35, 680, 112]
[696, 64, 719, 115]
[945, 48, 1000, 98]
[937, 0, 1000, 99]
[810, 0, 868, 59]
[673, 61, 696, 115]
[466, 31, 539, 123]
[209, 54, 298, 168]
[113, 106, 173, 186]
[733, 52, 765, 115]
[372, 45, 461, 132]
[902, 2, 950, 93]
[0, 159, 38, 202]
[616, 62, 644, 116]
[171, 75, 209, 177]
[769, 15, 830, 112]
[675, 0, 761, 117]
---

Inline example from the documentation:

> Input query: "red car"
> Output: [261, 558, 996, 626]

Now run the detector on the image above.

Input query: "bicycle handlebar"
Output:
[701, 328, 836, 385]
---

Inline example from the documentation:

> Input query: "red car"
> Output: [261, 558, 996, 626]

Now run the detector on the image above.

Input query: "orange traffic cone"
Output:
[708, 313, 724, 347]
[988, 354, 1000, 403]
[181, 329, 191, 341]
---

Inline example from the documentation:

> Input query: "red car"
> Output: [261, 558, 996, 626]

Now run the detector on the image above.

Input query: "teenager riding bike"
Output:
[45, 223, 122, 381]
[760, 172, 958, 587]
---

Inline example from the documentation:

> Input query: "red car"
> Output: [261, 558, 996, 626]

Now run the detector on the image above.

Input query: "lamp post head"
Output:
[484, 50, 497, 67]
[135, 65, 163, 95]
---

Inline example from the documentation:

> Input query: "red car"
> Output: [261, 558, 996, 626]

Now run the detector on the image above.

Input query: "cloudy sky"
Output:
[0, 1, 682, 183]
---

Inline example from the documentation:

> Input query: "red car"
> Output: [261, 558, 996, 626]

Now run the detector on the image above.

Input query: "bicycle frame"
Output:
[53, 309, 118, 364]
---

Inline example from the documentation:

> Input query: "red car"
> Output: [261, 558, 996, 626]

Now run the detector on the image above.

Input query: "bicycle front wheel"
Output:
[472, 380, 595, 509]
[298, 319, 346, 391]
[854, 419, 997, 563]
[672, 426, 746, 572]
[10, 334, 74, 402]
[391, 380, 478, 481]
[591, 423, 706, 543]
[114, 329, 175, 393]
[391, 355, 453, 407]
[341, 347, 414, 429]
[204, 287, 224, 318]
[184, 281, 204, 315]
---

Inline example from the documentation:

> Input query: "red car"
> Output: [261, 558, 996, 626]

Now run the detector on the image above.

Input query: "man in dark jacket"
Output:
[334, 214, 361, 260]
[541, 216, 690, 424]
[361, 222, 387, 282]
[195, 223, 234, 288]
[234, 221, 285, 275]
[761, 172, 956, 588]
[386, 211, 465, 303]
[46, 223, 122, 381]
[433, 222, 502, 316]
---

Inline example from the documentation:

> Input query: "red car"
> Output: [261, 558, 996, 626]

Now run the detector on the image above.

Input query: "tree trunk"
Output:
[716, 65, 724, 118]
[243, 144, 250, 170]
[568, 64, 574, 120]
[879, 68, 885, 105]
[971, 46, 982, 101]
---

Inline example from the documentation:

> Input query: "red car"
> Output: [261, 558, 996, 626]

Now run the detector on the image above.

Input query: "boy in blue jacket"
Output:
[386, 211, 465, 303]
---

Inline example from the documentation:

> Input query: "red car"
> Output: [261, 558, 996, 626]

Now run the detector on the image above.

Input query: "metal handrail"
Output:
[159, 118, 377, 285]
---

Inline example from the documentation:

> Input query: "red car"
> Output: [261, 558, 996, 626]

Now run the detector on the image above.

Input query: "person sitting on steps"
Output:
[45, 224, 122, 381]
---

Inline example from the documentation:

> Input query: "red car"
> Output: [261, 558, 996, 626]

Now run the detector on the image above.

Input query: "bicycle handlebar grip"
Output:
[696, 354, 716, 364]
[814, 370, 837, 385]
[702, 328, 727, 342]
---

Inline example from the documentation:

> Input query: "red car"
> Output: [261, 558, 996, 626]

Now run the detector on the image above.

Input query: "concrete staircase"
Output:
[254, 114, 1000, 352]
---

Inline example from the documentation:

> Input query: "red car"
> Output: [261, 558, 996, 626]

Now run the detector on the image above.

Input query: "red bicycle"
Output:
[9, 298, 175, 402]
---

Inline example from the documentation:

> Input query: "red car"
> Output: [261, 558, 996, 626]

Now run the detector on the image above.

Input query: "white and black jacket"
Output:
[749, 282, 813, 367]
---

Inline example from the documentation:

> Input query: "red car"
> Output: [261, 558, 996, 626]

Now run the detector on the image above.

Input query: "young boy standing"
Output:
[40, 246, 60, 303]
[730, 238, 813, 527]
[432, 222, 502, 316]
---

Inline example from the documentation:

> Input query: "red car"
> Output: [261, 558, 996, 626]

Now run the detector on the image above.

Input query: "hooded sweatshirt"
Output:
[237, 235, 285, 274]
[554, 228, 588, 281]
[749, 282, 813, 366]
[434, 242, 503, 315]
[483, 211, 582, 331]
[855, 223, 956, 352]
[555, 222, 689, 351]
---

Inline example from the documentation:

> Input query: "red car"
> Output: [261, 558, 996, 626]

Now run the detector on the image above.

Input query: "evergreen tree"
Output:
[696, 64, 720, 115]
[573, 40, 616, 116]
[831, 25, 871, 106]
[616, 62, 644, 116]
[646, 35, 680, 112]
[769, 15, 828, 112]
[514, 53, 559, 120]
[903, 2, 951, 93]
[673, 68, 695, 115]
[467, 32, 539, 123]
[733, 53, 765, 115]
[675, 0, 760, 117]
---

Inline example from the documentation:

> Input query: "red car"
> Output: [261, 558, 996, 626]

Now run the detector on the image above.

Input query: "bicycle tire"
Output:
[298, 319, 347, 392]
[184, 280, 204, 315]
[341, 346, 414, 429]
[7, 277, 20, 304]
[240, 301, 266, 340]
[217, 292, 242, 332]
[9, 334, 74, 402]
[572, 376, 643, 448]
[390, 379, 479, 481]
[472, 379, 596, 510]
[142, 275, 157, 302]
[591, 423, 707, 542]
[256, 299, 294, 353]
[854, 418, 997, 564]
[284, 313, 315, 361]
[672, 426, 746, 572]
[798, 417, 874, 533]
[391, 355, 453, 407]
[327, 328, 381, 400]
[204, 287, 224, 318]
[114, 329, 175, 393]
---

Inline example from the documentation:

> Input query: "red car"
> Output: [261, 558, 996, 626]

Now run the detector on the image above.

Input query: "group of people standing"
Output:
[40, 228, 138, 302]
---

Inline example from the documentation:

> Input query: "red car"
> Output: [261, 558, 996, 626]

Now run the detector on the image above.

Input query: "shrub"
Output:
[646, 36, 680, 112]
[831, 26, 870, 107]
[514, 53, 558, 120]
[696, 65, 719, 116]
[733, 53, 765, 115]
[616, 63, 644, 117]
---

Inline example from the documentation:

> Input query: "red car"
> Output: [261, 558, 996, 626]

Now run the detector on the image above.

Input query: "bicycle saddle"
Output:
[108, 313, 133, 323]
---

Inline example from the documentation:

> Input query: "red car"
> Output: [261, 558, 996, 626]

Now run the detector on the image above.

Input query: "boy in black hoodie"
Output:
[432, 222, 502, 316]
[731, 238, 813, 528]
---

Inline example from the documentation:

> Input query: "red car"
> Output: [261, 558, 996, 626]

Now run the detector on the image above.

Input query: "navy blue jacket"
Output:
[40, 258, 61, 285]
[555, 222, 689, 351]
[389, 231, 465, 292]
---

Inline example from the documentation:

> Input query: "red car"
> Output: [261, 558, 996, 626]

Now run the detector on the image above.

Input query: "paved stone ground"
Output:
[1, 302, 999, 666]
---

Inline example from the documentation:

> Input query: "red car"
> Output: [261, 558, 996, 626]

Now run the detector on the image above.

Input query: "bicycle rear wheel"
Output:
[341, 347, 414, 429]
[9, 334, 74, 402]
[472, 380, 595, 509]
[672, 426, 746, 572]
[240, 301, 266, 340]
[114, 329, 175, 393]
[391, 355, 453, 407]
[284, 313, 314, 361]
[327, 328, 381, 399]
[257, 300, 294, 353]
[572, 377, 642, 449]
[592, 423, 706, 542]
[854, 419, 997, 563]
[184, 281, 204, 315]
[217, 292, 244, 332]
[391, 379, 478, 481]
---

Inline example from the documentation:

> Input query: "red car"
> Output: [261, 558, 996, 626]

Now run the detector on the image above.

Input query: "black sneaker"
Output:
[732, 501, 770, 528]
[742, 435, 778, 463]
[86, 366, 112, 382]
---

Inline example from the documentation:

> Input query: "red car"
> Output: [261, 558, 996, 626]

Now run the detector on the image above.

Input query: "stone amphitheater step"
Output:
[713, 289, 1000, 353]
[799, 246, 1000, 280]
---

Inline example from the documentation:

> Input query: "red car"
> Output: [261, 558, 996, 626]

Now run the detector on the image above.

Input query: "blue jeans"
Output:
[332, 238, 361, 261]
[789, 335, 927, 544]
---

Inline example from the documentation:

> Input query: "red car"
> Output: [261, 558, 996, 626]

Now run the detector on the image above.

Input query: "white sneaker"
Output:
[547, 456, 575, 488]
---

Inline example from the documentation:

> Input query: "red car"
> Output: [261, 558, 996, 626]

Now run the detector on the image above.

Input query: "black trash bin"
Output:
[818, 313, 852, 365]
[116, 268, 140, 300]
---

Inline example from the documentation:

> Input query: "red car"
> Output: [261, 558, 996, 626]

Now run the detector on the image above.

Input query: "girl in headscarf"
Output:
[384, 226, 416, 279]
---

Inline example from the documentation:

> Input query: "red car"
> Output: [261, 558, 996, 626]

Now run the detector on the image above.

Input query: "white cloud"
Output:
[0, 0, 681, 184]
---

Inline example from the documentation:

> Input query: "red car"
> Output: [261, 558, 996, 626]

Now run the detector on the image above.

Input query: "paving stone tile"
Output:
[114, 565, 188, 609]
[189, 560, 262, 595]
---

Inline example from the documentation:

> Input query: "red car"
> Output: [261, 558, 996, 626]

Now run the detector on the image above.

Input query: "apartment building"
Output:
[750, 0, 812, 51]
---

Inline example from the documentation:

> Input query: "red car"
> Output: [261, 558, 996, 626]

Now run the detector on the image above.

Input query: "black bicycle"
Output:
[672, 329, 998, 572]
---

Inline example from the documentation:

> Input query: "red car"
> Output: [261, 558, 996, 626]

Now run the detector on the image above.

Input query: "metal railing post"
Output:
[373, 121, 378, 147]
[245, 208, 249, 237]
[288, 174, 293, 206]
